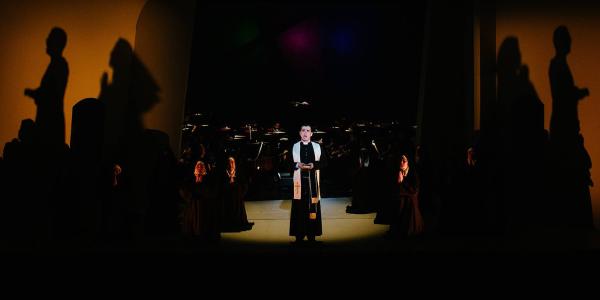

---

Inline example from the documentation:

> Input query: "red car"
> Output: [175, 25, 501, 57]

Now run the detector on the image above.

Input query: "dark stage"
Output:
[1, 0, 599, 261]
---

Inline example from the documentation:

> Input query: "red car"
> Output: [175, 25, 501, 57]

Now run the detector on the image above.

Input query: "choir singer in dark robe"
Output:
[390, 154, 423, 237]
[290, 124, 327, 243]
[219, 157, 254, 232]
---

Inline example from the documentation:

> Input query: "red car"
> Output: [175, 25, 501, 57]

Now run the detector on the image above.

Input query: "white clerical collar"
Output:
[301, 141, 311, 145]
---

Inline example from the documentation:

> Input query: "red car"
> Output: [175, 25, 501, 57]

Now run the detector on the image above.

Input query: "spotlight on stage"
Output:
[220, 198, 388, 245]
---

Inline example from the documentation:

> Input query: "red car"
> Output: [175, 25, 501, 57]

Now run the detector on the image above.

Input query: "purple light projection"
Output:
[280, 19, 321, 69]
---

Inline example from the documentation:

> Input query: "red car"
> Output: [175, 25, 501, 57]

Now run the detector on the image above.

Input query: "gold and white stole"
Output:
[292, 141, 321, 203]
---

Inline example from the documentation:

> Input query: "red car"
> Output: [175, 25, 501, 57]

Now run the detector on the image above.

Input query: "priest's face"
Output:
[300, 126, 313, 143]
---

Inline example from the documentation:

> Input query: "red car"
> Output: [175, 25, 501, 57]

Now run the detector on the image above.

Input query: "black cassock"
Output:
[289, 142, 327, 238]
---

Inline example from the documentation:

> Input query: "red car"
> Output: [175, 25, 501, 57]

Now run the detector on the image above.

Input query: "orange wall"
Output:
[495, 3, 600, 228]
[0, 0, 147, 149]
[135, 0, 196, 154]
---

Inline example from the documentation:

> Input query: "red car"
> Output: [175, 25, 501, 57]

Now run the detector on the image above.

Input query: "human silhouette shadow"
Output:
[1, 119, 39, 243]
[71, 98, 105, 163]
[144, 129, 182, 237]
[548, 26, 593, 230]
[24, 27, 68, 152]
[495, 37, 546, 233]
[20, 27, 70, 245]
[69, 98, 106, 239]
[98, 38, 165, 242]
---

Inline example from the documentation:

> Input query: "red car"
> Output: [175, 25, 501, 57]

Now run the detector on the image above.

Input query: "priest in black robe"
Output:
[289, 124, 327, 243]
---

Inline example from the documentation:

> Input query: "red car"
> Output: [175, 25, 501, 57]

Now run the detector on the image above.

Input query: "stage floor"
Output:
[215, 197, 600, 256]
[221, 197, 387, 244]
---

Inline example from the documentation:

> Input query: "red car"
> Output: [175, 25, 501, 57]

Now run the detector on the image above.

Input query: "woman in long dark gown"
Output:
[219, 157, 254, 232]
[347, 148, 377, 214]
[181, 161, 220, 240]
[389, 154, 423, 237]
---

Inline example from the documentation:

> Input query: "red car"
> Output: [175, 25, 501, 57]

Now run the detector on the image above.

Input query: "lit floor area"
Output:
[221, 197, 387, 244]
[213, 197, 600, 256]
